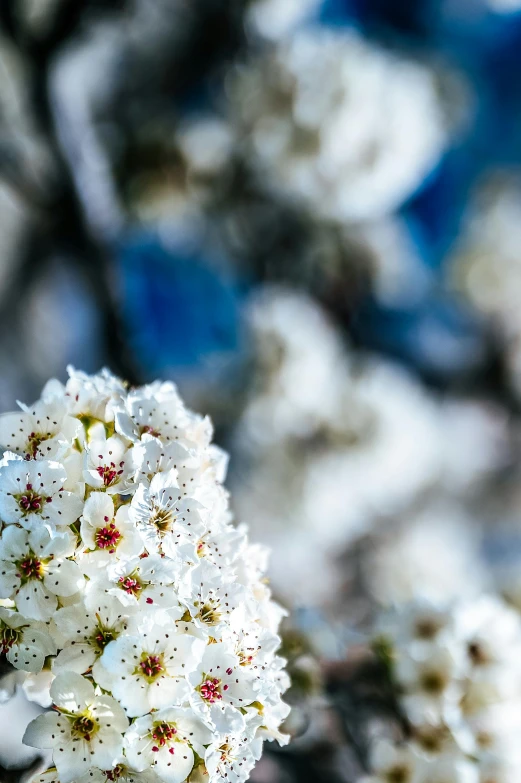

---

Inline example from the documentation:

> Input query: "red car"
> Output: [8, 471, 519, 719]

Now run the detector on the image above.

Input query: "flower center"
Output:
[0, 623, 22, 654]
[137, 653, 164, 682]
[150, 505, 175, 534]
[95, 522, 121, 552]
[197, 601, 221, 626]
[239, 650, 254, 667]
[105, 766, 124, 782]
[118, 574, 143, 596]
[17, 555, 44, 581]
[468, 641, 489, 666]
[200, 676, 224, 703]
[219, 743, 232, 763]
[420, 670, 446, 694]
[96, 460, 125, 487]
[150, 721, 177, 753]
[415, 725, 445, 753]
[15, 484, 51, 515]
[71, 714, 98, 742]
[386, 767, 410, 783]
[140, 425, 161, 438]
[25, 431, 52, 459]
[414, 619, 441, 640]
[92, 624, 116, 653]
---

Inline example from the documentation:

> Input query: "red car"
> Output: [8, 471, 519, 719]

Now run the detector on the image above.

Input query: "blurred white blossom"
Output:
[229, 29, 448, 222]
[232, 289, 505, 606]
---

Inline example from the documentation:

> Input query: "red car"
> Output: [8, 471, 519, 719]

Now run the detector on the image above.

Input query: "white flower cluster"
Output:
[0, 368, 289, 783]
[232, 287, 507, 607]
[367, 596, 521, 782]
[229, 28, 447, 223]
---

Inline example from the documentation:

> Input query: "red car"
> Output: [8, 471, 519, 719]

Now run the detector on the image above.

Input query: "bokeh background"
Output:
[3, 0, 521, 781]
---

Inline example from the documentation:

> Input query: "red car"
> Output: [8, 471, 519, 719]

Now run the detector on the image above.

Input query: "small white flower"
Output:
[131, 436, 195, 486]
[194, 526, 247, 572]
[205, 726, 263, 783]
[124, 707, 212, 783]
[23, 672, 129, 783]
[129, 470, 205, 556]
[188, 642, 259, 731]
[456, 596, 521, 672]
[61, 366, 126, 425]
[79, 492, 143, 568]
[98, 620, 204, 717]
[84, 436, 133, 494]
[53, 600, 130, 676]
[0, 456, 83, 531]
[178, 563, 247, 638]
[133, 436, 229, 513]
[0, 525, 84, 620]
[223, 622, 281, 672]
[114, 383, 190, 444]
[395, 643, 466, 724]
[0, 607, 56, 672]
[84, 555, 181, 614]
[0, 399, 82, 460]
[378, 600, 456, 652]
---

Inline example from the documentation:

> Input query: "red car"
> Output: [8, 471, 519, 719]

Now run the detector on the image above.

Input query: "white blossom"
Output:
[84, 555, 182, 614]
[229, 29, 447, 223]
[124, 708, 212, 783]
[83, 436, 133, 494]
[0, 456, 83, 531]
[23, 672, 129, 783]
[128, 471, 206, 557]
[0, 525, 84, 620]
[97, 619, 205, 717]
[79, 492, 143, 568]
[0, 606, 56, 672]
[52, 600, 130, 676]
[204, 725, 263, 783]
[187, 642, 259, 731]
[0, 399, 81, 460]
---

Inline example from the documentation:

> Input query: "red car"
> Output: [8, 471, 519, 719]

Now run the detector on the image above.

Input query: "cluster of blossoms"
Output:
[0, 368, 289, 783]
[231, 287, 506, 607]
[366, 596, 521, 782]
[229, 28, 448, 223]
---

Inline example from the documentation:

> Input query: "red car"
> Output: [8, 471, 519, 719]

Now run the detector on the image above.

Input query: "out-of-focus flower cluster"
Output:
[367, 595, 521, 782]
[0, 368, 289, 783]
[228, 28, 447, 224]
[230, 287, 507, 609]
